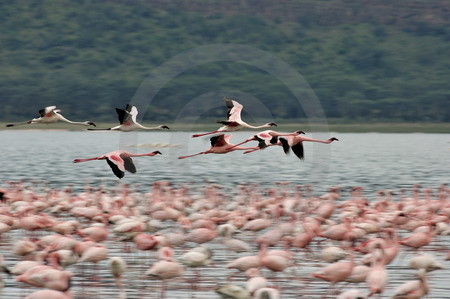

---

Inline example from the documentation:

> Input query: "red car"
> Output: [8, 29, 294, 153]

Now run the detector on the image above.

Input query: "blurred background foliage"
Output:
[0, 0, 449, 123]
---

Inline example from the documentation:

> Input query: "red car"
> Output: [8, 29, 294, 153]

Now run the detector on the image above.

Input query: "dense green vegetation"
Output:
[1, 0, 449, 124]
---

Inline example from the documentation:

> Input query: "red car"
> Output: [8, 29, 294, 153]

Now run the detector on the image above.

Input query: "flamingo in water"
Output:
[88, 104, 169, 131]
[192, 98, 277, 137]
[178, 134, 258, 159]
[6, 106, 96, 127]
[73, 150, 162, 178]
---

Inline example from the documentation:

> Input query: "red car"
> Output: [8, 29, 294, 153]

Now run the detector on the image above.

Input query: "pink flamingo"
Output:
[186, 227, 217, 244]
[87, 104, 169, 131]
[245, 268, 268, 295]
[25, 289, 72, 299]
[16, 265, 73, 291]
[178, 134, 258, 159]
[258, 241, 292, 273]
[145, 247, 184, 299]
[278, 134, 339, 160]
[6, 105, 96, 127]
[337, 289, 367, 299]
[73, 150, 162, 178]
[229, 129, 305, 151]
[78, 244, 108, 281]
[312, 251, 354, 295]
[192, 98, 277, 138]
[399, 226, 435, 251]
[133, 233, 159, 251]
[366, 246, 389, 297]
[77, 224, 108, 243]
[392, 269, 429, 299]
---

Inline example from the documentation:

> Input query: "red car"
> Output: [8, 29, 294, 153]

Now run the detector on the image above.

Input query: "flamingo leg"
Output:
[178, 152, 206, 159]
[192, 131, 220, 138]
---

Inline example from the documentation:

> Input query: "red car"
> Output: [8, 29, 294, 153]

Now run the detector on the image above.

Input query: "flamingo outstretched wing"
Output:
[39, 106, 57, 117]
[224, 98, 243, 122]
[121, 156, 137, 173]
[106, 158, 125, 179]
[210, 134, 228, 147]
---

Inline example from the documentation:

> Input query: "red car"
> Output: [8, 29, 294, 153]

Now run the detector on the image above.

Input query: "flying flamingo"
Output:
[278, 135, 339, 160]
[6, 106, 96, 127]
[88, 104, 169, 131]
[192, 98, 277, 138]
[73, 150, 162, 178]
[228, 129, 305, 152]
[178, 134, 258, 159]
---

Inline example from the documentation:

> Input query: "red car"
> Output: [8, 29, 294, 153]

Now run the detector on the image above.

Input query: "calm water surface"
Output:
[1, 131, 448, 193]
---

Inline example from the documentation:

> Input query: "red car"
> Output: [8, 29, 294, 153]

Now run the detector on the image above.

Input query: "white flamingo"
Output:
[88, 104, 169, 131]
[6, 106, 96, 127]
[192, 98, 277, 137]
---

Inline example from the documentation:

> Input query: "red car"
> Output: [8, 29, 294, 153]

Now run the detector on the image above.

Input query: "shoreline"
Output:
[1, 122, 449, 133]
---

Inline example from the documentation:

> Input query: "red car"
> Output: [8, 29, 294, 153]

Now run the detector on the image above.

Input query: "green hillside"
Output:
[1, 0, 449, 123]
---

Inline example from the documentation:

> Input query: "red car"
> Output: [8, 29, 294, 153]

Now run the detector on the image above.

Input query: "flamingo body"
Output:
[73, 150, 162, 178]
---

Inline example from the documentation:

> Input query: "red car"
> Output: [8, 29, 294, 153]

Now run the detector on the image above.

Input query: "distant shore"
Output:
[1, 122, 449, 133]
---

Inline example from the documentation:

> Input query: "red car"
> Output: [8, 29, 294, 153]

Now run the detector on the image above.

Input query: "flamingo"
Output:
[180, 246, 213, 291]
[278, 135, 339, 160]
[108, 257, 127, 299]
[366, 247, 388, 297]
[87, 104, 169, 131]
[16, 265, 73, 291]
[145, 247, 184, 299]
[245, 268, 268, 295]
[178, 134, 258, 159]
[409, 254, 444, 272]
[73, 150, 162, 178]
[192, 98, 277, 137]
[336, 289, 367, 299]
[215, 284, 250, 299]
[6, 106, 96, 127]
[392, 269, 429, 299]
[25, 289, 72, 299]
[229, 129, 305, 151]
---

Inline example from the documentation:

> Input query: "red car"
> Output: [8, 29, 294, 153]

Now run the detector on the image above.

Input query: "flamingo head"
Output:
[295, 130, 305, 134]
[329, 137, 339, 141]
[159, 125, 170, 129]
[267, 122, 277, 127]
[152, 151, 162, 155]
[84, 121, 96, 127]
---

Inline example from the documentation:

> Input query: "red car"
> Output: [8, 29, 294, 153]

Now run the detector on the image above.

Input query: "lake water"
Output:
[1, 131, 448, 194]
[0, 130, 449, 298]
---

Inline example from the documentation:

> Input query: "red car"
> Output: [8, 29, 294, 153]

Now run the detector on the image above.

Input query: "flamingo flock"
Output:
[0, 181, 447, 298]
[5, 98, 339, 178]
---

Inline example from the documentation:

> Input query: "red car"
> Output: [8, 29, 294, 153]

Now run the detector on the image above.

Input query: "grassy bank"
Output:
[1, 122, 449, 133]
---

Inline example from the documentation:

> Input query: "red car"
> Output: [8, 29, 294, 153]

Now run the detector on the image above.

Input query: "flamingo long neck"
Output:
[245, 123, 271, 129]
[129, 152, 157, 157]
[57, 114, 88, 125]
[230, 145, 259, 151]
[137, 123, 162, 130]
